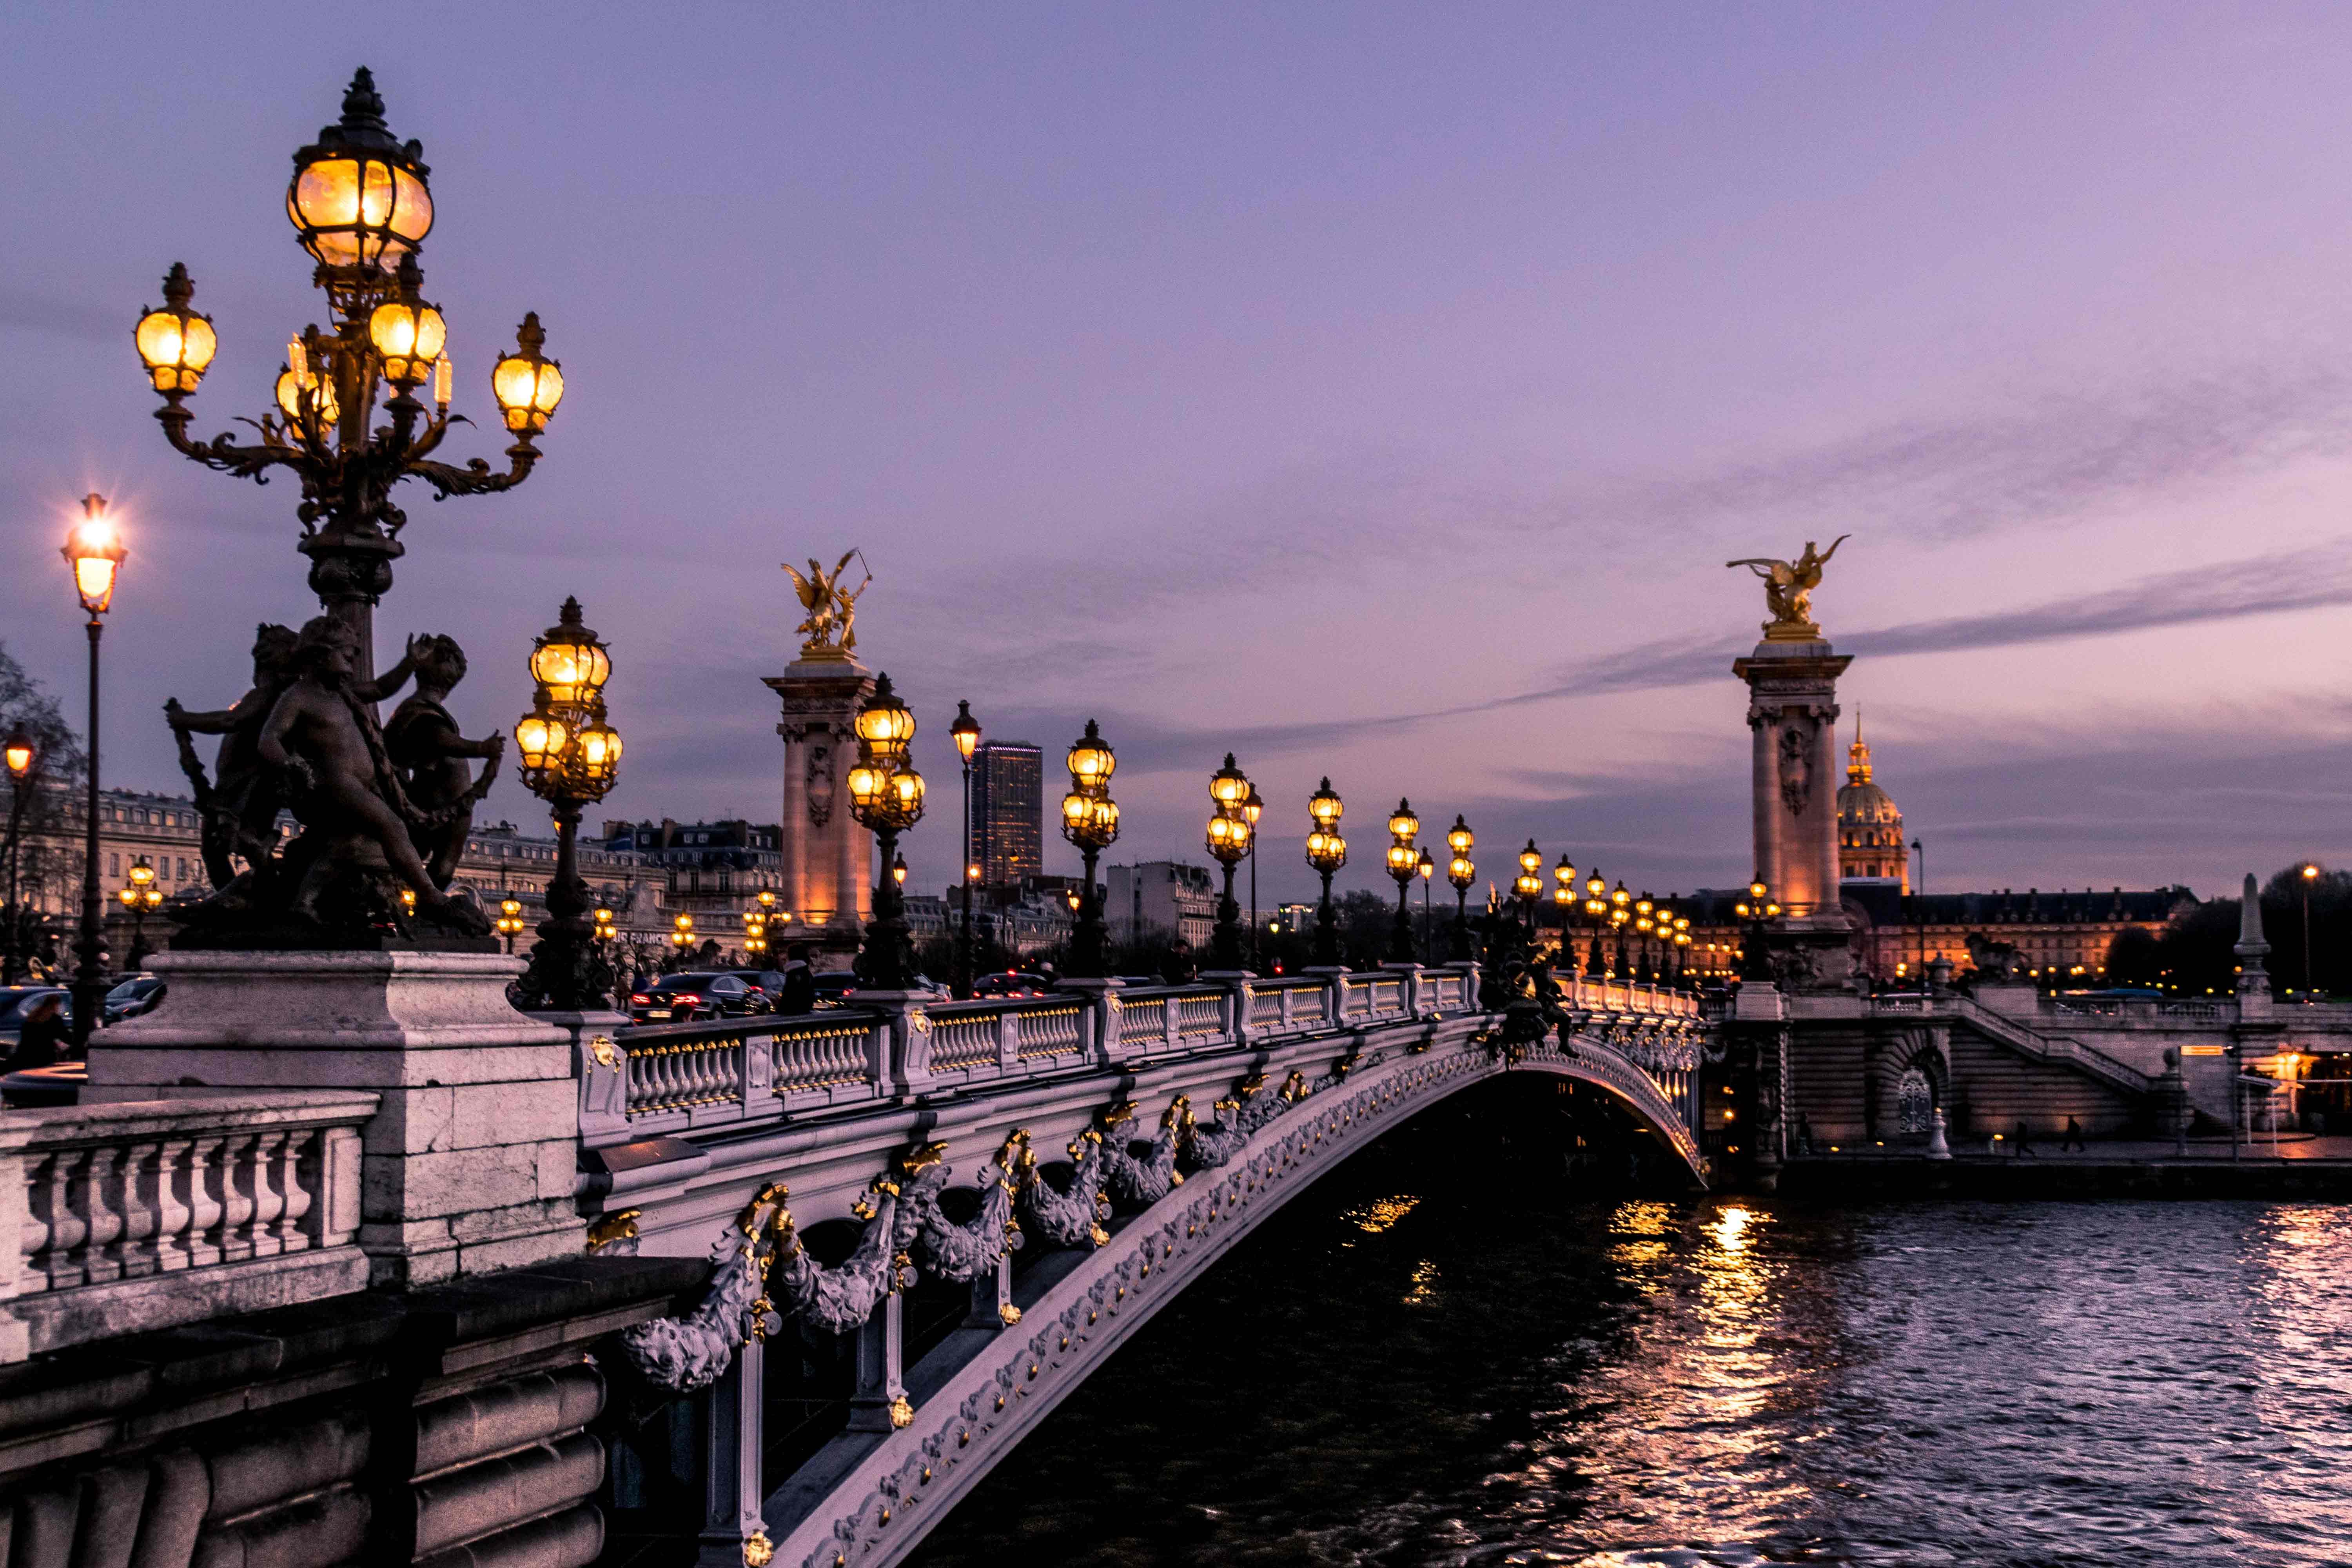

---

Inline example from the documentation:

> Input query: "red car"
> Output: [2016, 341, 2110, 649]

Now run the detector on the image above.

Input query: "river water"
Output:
[904, 1096, 2352, 1568]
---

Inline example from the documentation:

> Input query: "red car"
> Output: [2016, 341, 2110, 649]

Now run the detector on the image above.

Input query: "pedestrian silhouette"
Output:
[2062, 1115, 2085, 1152]
[2013, 1119, 2036, 1158]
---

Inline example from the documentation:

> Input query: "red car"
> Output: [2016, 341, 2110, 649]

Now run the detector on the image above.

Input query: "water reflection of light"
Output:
[1404, 1259, 1439, 1305]
[1342, 1195, 1421, 1234]
[1711, 1206, 1751, 1252]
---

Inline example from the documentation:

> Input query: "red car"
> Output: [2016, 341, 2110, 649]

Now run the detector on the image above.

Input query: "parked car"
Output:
[0, 987, 72, 1051]
[971, 971, 1051, 999]
[103, 974, 167, 1024]
[625, 971, 763, 1025]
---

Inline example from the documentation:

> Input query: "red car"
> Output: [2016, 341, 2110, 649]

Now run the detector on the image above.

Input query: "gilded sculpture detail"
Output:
[1727, 534, 1848, 641]
[783, 548, 873, 660]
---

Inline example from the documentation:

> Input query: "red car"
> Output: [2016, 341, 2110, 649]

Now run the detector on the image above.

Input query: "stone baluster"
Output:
[219, 1134, 263, 1263]
[246, 1132, 289, 1259]
[699, 1337, 766, 1563]
[78, 1147, 126, 1285]
[34, 1150, 81, 1290]
[996, 1008, 1018, 1073]
[109, 1140, 164, 1278]
[183, 1136, 227, 1267]
[150, 1138, 195, 1272]
[274, 1129, 315, 1250]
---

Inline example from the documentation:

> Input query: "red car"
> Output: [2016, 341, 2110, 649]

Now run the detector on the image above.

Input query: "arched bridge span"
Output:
[583, 967, 1712, 1566]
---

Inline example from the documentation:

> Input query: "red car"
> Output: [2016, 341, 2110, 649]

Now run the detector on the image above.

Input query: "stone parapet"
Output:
[88, 950, 583, 1288]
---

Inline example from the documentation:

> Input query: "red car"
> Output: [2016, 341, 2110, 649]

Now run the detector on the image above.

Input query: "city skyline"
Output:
[7, 4, 2352, 906]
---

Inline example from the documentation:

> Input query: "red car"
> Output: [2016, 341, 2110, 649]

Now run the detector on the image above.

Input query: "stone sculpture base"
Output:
[85, 950, 584, 1287]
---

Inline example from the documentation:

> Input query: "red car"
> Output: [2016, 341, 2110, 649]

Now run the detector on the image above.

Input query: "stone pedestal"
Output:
[764, 655, 878, 954]
[86, 950, 583, 1287]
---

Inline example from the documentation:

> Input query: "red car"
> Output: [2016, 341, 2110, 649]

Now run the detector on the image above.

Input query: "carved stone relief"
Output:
[807, 742, 837, 828]
[1777, 722, 1813, 816]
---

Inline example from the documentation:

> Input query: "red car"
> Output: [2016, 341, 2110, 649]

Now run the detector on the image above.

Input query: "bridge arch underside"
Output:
[762, 1024, 1703, 1568]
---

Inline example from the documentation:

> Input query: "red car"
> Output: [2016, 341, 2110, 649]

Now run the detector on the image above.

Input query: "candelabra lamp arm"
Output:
[155, 401, 307, 485]
[406, 438, 543, 502]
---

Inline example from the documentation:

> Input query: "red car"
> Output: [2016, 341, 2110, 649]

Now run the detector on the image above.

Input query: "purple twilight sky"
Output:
[7, 2, 2352, 909]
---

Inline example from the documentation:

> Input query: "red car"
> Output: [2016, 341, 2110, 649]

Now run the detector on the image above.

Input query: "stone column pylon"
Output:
[1732, 635, 1857, 989]
[764, 655, 877, 955]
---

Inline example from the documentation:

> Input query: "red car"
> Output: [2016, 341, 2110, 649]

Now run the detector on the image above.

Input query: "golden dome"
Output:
[1836, 715, 1907, 887]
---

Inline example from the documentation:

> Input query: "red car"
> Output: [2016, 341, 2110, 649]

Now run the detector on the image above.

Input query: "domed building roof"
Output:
[1837, 715, 1907, 887]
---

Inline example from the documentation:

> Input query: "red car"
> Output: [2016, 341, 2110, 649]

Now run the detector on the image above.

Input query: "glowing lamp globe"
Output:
[367, 298, 446, 384]
[1447, 815, 1473, 856]
[1387, 800, 1419, 842]
[853, 673, 916, 762]
[287, 71, 435, 275]
[492, 313, 564, 434]
[1307, 778, 1343, 829]
[133, 265, 217, 394]
[1209, 754, 1250, 810]
[62, 495, 127, 617]
[1067, 720, 1116, 789]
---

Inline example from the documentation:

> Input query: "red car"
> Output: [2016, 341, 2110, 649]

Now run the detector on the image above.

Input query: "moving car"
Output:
[971, 971, 1052, 999]
[810, 972, 860, 1008]
[626, 971, 764, 1025]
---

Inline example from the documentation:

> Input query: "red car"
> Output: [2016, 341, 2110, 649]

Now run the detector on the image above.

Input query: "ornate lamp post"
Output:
[1416, 847, 1435, 963]
[1634, 893, 1657, 983]
[846, 675, 925, 991]
[511, 598, 622, 1011]
[132, 71, 563, 683]
[671, 912, 695, 954]
[1445, 815, 1475, 962]
[118, 858, 163, 969]
[1205, 756, 1254, 972]
[1381, 800, 1419, 965]
[1304, 779, 1347, 968]
[1735, 878, 1778, 981]
[3, 729, 35, 985]
[1243, 784, 1265, 969]
[62, 495, 125, 1045]
[951, 701, 981, 997]
[495, 897, 526, 953]
[1514, 840, 1543, 924]
[1058, 720, 1119, 980]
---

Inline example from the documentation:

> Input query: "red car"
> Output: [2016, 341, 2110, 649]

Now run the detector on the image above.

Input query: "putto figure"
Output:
[166, 616, 493, 946]
[169, 624, 421, 896]
[783, 548, 871, 659]
[1727, 535, 1849, 641]
[384, 634, 504, 888]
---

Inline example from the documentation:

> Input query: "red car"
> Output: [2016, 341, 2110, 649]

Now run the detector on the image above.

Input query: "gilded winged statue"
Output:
[1727, 535, 1847, 639]
[782, 549, 872, 657]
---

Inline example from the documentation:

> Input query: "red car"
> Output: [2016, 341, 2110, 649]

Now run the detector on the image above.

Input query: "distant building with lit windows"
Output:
[970, 742, 1043, 886]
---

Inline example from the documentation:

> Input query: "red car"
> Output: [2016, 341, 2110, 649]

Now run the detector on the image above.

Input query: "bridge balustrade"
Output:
[0, 1091, 374, 1360]
[588, 971, 1709, 1152]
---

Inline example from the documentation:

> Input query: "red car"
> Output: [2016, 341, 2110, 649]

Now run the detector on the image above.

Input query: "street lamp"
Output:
[2, 729, 35, 986]
[671, 912, 695, 952]
[1244, 784, 1265, 970]
[1445, 815, 1476, 962]
[62, 494, 125, 1045]
[512, 597, 622, 1011]
[1205, 756, 1254, 971]
[118, 857, 163, 970]
[1380, 800, 1420, 967]
[2301, 864, 2320, 999]
[496, 897, 526, 954]
[1415, 846, 1436, 963]
[1059, 719, 1120, 980]
[134, 71, 563, 683]
[951, 700, 982, 998]
[846, 674, 926, 991]
[1305, 779, 1347, 968]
